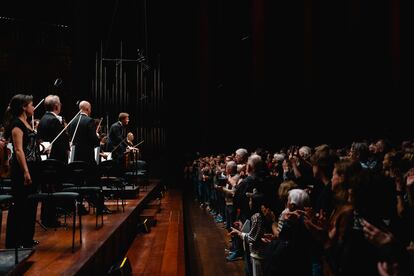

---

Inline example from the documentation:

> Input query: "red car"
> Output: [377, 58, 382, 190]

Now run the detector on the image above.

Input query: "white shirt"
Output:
[49, 111, 63, 124]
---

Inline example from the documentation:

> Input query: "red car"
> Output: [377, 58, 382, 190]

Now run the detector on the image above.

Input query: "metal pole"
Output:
[100, 42, 103, 114]
[144, 0, 148, 56]
[104, 67, 107, 111]
[120, 41, 123, 111]
[136, 53, 140, 113]
[124, 72, 127, 111]
[140, 64, 143, 126]
[95, 52, 98, 109]
[151, 68, 157, 114]
[158, 67, 160, 116]
[106, 113, 109, 136]
[112, 83, 115, 106]
[91, 80, 94, 110]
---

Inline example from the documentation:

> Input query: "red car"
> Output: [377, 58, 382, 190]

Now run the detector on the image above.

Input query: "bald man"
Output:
[68, 101, 99, 164]
[68, 101, 107, 214]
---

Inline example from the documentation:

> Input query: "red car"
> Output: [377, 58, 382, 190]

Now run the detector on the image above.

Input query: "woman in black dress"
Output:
[3, 94, 40, 248]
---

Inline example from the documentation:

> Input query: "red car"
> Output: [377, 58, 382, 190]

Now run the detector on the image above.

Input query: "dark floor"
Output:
[184, 192, 244, 276]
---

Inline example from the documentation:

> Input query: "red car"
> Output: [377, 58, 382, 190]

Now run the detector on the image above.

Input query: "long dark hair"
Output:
[3, 94, 33, 139]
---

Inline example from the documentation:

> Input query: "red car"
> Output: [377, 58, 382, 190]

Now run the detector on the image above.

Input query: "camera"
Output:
[352, 211, 364, 231]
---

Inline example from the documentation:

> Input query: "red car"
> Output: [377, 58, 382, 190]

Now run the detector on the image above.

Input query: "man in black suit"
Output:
[37, 95, 70, 163]
[37, 95, 70, 227]
[69, 101, 106, 214]
[107, 112, 129, 165]
[69, 101, 100, 164]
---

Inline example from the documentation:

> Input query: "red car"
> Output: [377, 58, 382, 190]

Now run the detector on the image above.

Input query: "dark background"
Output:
[0, 0, 410, 178]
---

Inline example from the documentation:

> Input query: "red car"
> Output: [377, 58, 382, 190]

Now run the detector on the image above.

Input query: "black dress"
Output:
[6, 118, 40, 248]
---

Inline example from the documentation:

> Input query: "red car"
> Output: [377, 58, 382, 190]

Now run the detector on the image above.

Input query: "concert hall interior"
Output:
[0, 1, 412, 276]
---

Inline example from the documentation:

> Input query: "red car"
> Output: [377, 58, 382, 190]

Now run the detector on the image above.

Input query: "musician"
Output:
[37, 95, 70, 227]
[126, 132, 134, 147]
[0, 137, 5, 151]
[33, 119, 40, 133]
[0, 126, 6, 158]
[98, 133, 109, 160]
[37, 95, 70, 163]
[125, 132, 139, 169]
[107, 112, 129, 165]
[0, 135, 9, 178]
[68, 101, 106, 214]
[3, 94, 40, 248]
[68, 101, 100, 164]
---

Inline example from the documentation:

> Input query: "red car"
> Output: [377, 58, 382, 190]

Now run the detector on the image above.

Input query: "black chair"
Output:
[98, 160, 126, 212]
[30, 159, 82, 252]
[0, 194, 13, 244]
[62, 161, 104, 228]
[0, 178, 12, 194]
[136, 160, 149, 191]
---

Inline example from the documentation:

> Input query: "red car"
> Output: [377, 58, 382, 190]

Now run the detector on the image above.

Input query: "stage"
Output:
[1, 180, 163, 275]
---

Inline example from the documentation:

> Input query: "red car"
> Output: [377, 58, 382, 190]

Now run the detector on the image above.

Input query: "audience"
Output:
[189, 139, 414, 276]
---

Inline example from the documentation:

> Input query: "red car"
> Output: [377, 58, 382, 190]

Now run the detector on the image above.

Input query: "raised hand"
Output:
[361, 219, 393, 247]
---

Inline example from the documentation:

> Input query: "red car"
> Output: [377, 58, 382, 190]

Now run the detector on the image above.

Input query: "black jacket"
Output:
[37, 112, 70, 163]
[107, 121, 126, 159]
[68, 113, 99, 164]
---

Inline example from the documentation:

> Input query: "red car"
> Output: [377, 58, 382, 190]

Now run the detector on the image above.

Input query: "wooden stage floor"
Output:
[126, 189, 185, 276]
[1, 181, 161, 275]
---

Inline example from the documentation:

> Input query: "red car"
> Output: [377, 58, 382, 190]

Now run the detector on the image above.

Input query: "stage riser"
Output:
[76, 183, 162, 275]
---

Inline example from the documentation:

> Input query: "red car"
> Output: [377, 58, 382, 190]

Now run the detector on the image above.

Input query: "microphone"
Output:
[54, 78, 63, 87]
[139, 95, 148, 101]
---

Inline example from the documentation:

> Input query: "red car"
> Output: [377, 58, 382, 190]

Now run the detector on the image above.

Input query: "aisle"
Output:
[184, 194, 244, 276]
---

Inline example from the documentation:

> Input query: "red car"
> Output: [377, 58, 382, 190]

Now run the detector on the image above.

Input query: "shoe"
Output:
[225, 249, 235, 256]
[101, 207, 112, 214]
[43, 221, 62, 228]
[225, 248, 233, 254]
[78, 204, 89, 215]
[22, 240, 40, 248]
[226, 251, 242, 262]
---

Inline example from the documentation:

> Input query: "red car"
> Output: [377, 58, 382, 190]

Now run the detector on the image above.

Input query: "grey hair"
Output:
[247, 154, 262, 172]
[226, 161, 237, 174]
[299, 146, 312, 159]
[273, 153, 286, 162]
[44, 95, 60, 111]
[235, 148, 248, 158]
[288, 189, 310, 210]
